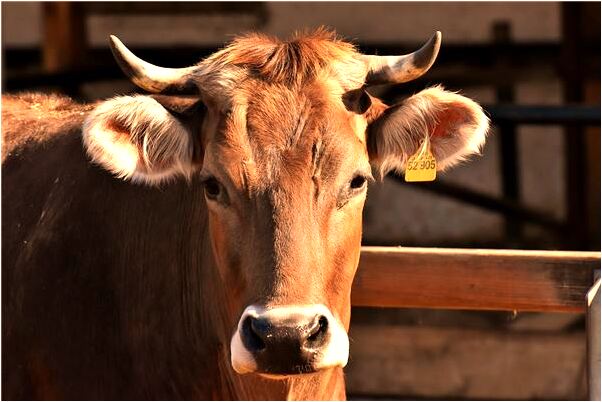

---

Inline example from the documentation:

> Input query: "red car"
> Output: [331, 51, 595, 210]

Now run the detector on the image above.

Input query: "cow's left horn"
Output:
[109, 35, 199, 94]
[363, 31, 441, 85]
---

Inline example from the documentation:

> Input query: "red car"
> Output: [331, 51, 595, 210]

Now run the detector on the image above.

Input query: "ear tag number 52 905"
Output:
[404, 136, 437, 182]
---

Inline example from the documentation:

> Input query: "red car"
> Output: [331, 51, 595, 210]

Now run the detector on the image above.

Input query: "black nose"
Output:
[241, 314, 329, 355]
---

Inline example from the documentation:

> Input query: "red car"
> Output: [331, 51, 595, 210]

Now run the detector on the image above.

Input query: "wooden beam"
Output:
[42, 2, 86, 72]
[352, 247, 600, 313]
[587, 276, 600, 400]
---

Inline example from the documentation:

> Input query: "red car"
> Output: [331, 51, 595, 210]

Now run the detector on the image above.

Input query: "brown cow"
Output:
[2, 29, 488, 400]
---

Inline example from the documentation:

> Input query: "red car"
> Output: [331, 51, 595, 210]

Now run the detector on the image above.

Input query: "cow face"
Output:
[199, 79, 370, 375]
[83, 30, 488, 377]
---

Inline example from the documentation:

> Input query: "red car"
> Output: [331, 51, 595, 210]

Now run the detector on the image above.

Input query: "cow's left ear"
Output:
[83, 95, 204, 186]
[367, 86, 489, 178]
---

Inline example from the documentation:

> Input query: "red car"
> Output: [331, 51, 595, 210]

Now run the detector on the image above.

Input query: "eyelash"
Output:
[349, 175, 368, 190]
[201, 176, 225, 203]
[337, 173, 370, 208]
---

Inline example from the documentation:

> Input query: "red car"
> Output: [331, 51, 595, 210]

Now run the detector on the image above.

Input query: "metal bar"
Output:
[4, 69, 599, 126]
[486, 105, 601, 125]
[3, 68, 124, 92]
[498, 118, 522, 238]
[1, 55, 565, 90]
[587, 273, 600, 400]
[4, 41, 599, 73]
[4, 63, 599, 126]
[390, 174, 566, 231]
[352, 247, 601, 313]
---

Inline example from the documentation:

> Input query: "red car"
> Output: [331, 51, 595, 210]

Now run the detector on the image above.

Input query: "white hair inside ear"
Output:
[82, 95, 194, 186]
[369, 86, 489, 179]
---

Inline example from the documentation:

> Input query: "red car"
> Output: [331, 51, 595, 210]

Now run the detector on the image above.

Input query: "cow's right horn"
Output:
[109, 35, 199, 94]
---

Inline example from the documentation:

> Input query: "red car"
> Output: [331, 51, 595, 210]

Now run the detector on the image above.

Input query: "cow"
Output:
[2, 29, 488, 400]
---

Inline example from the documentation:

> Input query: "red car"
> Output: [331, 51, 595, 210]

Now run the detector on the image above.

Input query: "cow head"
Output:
[83, 30, 488, 377]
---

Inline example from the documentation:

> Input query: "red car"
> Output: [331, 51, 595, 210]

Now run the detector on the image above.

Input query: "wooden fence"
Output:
[351, 247, 601, 399]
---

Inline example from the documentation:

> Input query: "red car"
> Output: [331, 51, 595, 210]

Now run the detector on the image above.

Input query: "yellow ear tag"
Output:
[404, 136, 437, 182]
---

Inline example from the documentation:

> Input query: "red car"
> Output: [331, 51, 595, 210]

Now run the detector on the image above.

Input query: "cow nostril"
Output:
[242, 316, 266, 352]
[306, 315, 328, 346]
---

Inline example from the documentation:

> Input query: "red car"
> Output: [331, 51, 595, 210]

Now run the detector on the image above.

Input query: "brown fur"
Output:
[2, 83, 358, 402]
[2, 93, 95, 161]
[3, 29, 488, 400]
[197, 28, 367, 105]
[203, 28, 360, 86]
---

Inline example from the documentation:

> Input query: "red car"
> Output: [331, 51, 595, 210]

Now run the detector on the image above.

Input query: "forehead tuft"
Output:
[199, 27, 367, 93]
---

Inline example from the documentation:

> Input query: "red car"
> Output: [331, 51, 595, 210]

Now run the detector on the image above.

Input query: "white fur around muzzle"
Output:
[230, 304, 349, 375]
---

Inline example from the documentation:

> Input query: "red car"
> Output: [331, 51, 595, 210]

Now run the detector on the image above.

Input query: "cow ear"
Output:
[367, 86, 489, 179]
[83, 95, 204, 185]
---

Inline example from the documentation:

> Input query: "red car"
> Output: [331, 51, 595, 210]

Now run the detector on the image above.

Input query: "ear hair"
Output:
[368, 86, 489, 179]
[82, 95, 195, 185]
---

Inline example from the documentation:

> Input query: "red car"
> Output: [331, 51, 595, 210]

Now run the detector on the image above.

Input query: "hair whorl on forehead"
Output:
[203, 27, 359, 86]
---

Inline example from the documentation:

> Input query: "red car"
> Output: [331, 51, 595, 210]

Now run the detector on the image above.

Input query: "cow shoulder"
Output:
[2, 93, 90, 162]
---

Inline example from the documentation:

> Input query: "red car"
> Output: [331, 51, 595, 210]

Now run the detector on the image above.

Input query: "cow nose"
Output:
[231, 304, 349, 376]
[242, 314, 329, 353]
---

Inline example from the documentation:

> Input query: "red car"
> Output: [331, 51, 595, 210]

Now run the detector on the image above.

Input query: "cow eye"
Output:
[349, 175, 367, 190]
[202, 177, 222, 200]
[337, 173, 370, 208]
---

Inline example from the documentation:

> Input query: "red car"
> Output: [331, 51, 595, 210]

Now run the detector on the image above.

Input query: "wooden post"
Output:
[561, 3, 591, 250]
[587, 273, 600, 400]
[42, 2, 86, 72]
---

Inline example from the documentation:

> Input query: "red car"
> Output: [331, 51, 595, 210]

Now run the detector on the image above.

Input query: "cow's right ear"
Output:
[83, 95, 204, 186]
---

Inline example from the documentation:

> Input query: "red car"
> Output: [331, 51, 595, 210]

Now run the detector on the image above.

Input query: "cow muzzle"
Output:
[230, 304, 349, 376]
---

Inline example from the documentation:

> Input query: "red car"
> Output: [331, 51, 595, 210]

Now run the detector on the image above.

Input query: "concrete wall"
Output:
[3, 2, 561, 47]
[346, 323, 587, 399]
